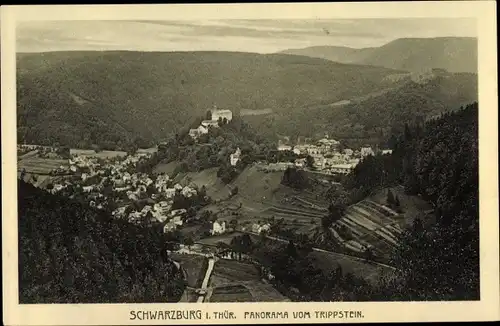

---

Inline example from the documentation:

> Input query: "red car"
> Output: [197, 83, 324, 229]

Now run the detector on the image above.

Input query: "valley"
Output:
[15, 32, 479, 303]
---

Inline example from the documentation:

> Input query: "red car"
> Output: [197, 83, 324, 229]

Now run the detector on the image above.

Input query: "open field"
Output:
[18, 158, 69, 174]
[169, 253, 207, 288]
[153, 161, 179, 176]
[210, 285, 254, 302]
[178, 288, 199, 302]
[196, 165, 330, 231]
[209, 258, 289, 302]
[197, 232, 249, 246]
[137, 147, 157, 154]
[18, 149, 39, 160]
[240, 108, 273, 116]
[70, 149, 127, 158]
[173, 167, 229, 200]
[369, 185, 434, 227]
[212, 259, 260, 283]
[310, 250, 397, 285]
[243, 281, 290, 302]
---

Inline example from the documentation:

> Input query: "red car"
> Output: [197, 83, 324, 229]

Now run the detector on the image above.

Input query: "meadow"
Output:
[18, 158, 68, 174]
[169, 253, 208, 288]
[69, 149, 127, 158]
[209, 259, 288, 302]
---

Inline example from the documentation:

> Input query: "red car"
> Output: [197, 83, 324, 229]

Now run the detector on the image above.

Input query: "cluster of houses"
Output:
[189, 107, 233, 140]
[42, 150, 202, 233]
[274, 135, 392, 175]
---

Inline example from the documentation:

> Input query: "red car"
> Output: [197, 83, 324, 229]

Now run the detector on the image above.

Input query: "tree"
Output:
[387, 189, 395, 206]
[229, 219, 238, 230]
[364, 247, 374, 261]
[305, 155, 315, 169]
[20, 168, 27, 181]
[184, 237, 194, 250]
[216, 241, 228, 253]
[281, 167, 309, 190]
[286, 241, 298, 259]
[322, 204, 345, 229]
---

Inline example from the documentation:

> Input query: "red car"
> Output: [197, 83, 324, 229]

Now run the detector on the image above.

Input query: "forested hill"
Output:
[346, 102, 479, 300]
[17, 50, 477, 150]
[16, 51, 403, 149]
[279, 37, 478, 73]
[18, 180, 185, 303]
[319, 72, 478, 147]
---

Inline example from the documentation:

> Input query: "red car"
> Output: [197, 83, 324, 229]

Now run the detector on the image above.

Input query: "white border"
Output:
[2, 2, 499, 324]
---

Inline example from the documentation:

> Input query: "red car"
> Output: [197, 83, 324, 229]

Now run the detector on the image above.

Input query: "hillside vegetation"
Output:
[18, 180, 185, 303]
[17, 51, 403, 149]
[318, 72, 478, 147]
[279, 37, 477, 73]
[345, 102, 479, 300]
[18, 49, 477, 148]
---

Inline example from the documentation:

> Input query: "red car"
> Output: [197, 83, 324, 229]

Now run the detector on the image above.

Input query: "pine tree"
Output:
[387, 189, 395, 206]
[395, 195, 401, 207]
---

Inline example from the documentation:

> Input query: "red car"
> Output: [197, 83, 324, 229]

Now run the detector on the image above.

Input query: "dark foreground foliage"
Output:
[18, 181, 186, 303]
[346, 102, 479, 300]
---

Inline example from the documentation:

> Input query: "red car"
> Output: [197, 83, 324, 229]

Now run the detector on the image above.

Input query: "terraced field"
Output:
[209, 259, 288, 302]
[18, 158, 69, 174]
[331, 199, 403, 256]
[210, 285, 255, 302]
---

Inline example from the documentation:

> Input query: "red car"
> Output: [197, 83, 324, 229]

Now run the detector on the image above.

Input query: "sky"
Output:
[16, 18, 477, 53]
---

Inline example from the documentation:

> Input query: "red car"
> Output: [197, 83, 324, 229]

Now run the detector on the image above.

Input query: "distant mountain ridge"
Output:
[278, 37, 477, 73]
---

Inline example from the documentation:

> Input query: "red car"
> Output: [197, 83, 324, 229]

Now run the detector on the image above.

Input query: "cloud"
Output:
[16, 18, 477, 53]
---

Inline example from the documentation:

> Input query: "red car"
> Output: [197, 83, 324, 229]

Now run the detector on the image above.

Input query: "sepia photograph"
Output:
[2, 2, 499, 325]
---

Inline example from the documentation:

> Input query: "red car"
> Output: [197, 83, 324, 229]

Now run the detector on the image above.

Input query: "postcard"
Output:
[2, 1, 499, 325]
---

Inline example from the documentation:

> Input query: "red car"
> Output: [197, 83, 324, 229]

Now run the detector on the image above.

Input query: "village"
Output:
[187, 107, 390, 175]
[17, 107, 393, 243]
[17, 107, 412, 304]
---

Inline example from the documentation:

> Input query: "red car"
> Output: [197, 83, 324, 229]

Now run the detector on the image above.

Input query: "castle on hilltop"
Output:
[189, 106, 233, 139]
[210, 105, 233, 122]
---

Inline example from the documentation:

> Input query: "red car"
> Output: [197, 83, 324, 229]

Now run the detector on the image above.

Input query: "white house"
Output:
[277, 144, 292, 151]
[122, 172, 132, 182]
[201, 120, 220, 128]
[163, 188, 177, 198]
[230, 147, 241, 166]
[163, 216, 183, 233]
[181, 186, 197, 198]
[330, 163, 355, 175]
[197, 125, 209, 134]
[52, 184, 66, 193]
[211, 220, 226, 235]
[381, 149, 393, 155]
[171, 208, 187, 217]
[294, 158, 306, 168]
[252, 223, 271, 234]
[112, 206, 127, 218]
[211, 108, 233, 122]
[360, 147, 375, 157]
